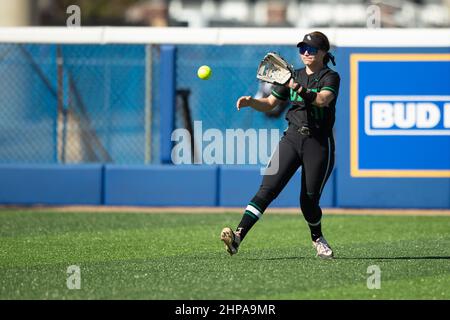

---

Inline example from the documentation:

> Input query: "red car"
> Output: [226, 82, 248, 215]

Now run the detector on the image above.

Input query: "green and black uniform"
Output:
[237, 66, 340, 241]
[273, 67, 340, 137]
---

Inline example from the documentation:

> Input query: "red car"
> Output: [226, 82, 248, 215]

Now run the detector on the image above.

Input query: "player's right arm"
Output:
[236, 95, 280, 112]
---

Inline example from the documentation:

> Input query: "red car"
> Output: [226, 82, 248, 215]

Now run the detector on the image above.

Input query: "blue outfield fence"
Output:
[0, 164, 103, 205]
[0, 164, 335, 208]
[0, 28, 449, 209]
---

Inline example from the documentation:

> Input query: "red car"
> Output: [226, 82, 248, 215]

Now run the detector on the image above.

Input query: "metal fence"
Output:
[0, 43, 301, 164]
[176, 44, 298, 132]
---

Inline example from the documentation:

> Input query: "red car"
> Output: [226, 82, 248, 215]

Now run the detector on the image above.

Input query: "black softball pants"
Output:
[254, 124, 335, 226]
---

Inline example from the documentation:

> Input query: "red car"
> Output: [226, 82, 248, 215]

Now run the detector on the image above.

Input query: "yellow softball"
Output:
[197, 65, 212, 80]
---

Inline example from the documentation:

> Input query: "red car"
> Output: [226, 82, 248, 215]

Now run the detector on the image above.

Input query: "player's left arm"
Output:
[312, 90, 335, 108]
[287, 72, 340, 108]
[313, 72, 340, 108]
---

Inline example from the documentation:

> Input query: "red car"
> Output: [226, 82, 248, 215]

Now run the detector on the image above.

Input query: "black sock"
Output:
[236, 213, 258, 240]
[236, 196, 268, 241]
[309, 223, 323, 241]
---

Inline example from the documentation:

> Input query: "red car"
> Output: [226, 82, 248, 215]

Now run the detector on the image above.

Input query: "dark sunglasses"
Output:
[299, 45, 319, 55]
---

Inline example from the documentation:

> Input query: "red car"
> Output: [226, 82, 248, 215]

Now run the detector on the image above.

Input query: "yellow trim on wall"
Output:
[349, 53, 450, 178]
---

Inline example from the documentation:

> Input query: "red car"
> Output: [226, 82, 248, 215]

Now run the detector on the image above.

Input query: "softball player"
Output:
[221, 31, 340, 259]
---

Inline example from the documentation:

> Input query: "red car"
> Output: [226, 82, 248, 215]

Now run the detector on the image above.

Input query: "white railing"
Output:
[0, 27, 449, 47]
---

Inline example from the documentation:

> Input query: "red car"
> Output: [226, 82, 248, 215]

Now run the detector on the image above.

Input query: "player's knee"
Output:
[300, 192, 320, 208]
[300, 193, 322, 222]
[257, 186, 281, 203]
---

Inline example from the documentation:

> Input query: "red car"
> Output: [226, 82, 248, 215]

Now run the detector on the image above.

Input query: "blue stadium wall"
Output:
[0, 44, 449, 209]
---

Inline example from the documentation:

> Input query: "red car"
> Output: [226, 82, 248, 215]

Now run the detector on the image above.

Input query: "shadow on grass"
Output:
[245, 256, 450, 261]
[335, 256, 450, 260]
[245, 256, 310, 261]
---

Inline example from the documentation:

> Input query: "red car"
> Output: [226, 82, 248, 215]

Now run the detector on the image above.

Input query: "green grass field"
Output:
[0, 209, 449, 300]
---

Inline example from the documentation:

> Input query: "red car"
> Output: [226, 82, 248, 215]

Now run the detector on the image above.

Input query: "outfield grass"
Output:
[0, 210, 449, 300]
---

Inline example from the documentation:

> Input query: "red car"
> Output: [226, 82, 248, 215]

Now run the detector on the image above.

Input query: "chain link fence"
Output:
[0, 42, 301, 165]
[59, 44, 147, 164]
[0, 43, 160, 164]
[176, 44, 301, 165]
[176, 44, 299, 132]
[0, 44, 57, 163]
